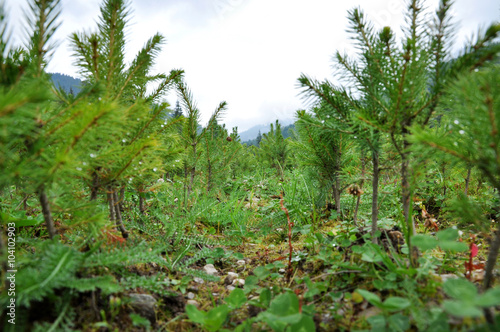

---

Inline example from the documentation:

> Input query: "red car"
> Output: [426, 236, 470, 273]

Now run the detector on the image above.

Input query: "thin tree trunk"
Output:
[442, 163, 447, 197]
[90, 171, 100, 201]
[39, 187, 57, 239]
[482, 222, 500, 324]
[372, 150, 380, 244]
[401, 139, 418, 267]
[189, 144, 197, 196]
[183, 163, 188, 206]
[353, 155, 366, 226]
[107, 189, 116, 222]
[119, 187, 125, 211]
[333, 178, 341, 217]
[465, 166, 472, 196]
[113, 191, 128, 239]
[207, 158, 212, 194]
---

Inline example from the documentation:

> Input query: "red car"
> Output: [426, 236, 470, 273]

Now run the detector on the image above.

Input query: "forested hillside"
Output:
[1, 0, 500, 331]
[51, 73, 82, 94]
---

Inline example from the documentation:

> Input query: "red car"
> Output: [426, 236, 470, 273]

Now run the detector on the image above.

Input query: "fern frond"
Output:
[16, 242, 81, 307]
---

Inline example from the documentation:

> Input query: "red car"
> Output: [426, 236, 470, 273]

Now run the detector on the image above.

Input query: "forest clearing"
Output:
[1, 0, 500, 331]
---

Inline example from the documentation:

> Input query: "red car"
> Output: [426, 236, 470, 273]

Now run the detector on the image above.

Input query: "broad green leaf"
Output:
[361, 249, 383, 263]
[290, 314, 316, 332]
[436, 228, 459, 242]
[233, 252, 244, 260]
[269, 292, 300, 316]
[367, 315, 387, 331]
[205, 305, 231, 332]
[443, 300, 483, 318]
[244, 275, 259, 294]
[381, 297, 411, 312]
[355, 289, 382, 307]
[254, 266, 271, 280]
[443, 278, 477, 300]
[388, 313, 410, 332]
[476, 287, 500, 307]
[260, 288, 272, 308]
[225, 288, 247, 309]
[438, 240, 468, 252]
[411, 234, 438, 251]
[185, 304, 206, 324]
[258, 312, 289, 332]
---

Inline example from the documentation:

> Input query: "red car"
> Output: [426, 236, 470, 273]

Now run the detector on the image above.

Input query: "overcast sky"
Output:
[6, 0, 500, 132]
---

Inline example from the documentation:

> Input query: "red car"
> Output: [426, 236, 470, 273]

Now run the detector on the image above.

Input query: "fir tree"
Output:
[259, 120, 288, 181]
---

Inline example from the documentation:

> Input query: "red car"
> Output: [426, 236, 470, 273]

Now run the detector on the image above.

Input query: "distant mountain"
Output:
[239, 119, 294, 142]
[50, 73, 82, 94]
[239, 124, 269, 142]
[242, 122, 295, 147]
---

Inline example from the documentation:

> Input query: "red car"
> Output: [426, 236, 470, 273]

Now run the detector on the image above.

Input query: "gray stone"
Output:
[236, 260, 246, 266]
[186, 300, 199, 308]
[203, 264, 219, 276]
[232, 279, 245, 287]
[129, 293, 156, 325]
[186, 292, 195, 300]
[193, 277, 205, 284]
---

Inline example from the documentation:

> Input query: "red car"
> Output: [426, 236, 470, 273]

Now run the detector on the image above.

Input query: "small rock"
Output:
[236, 260, 246, 266]
[212, 293, 219, 297]
[186, 292, 195, 300]
[437, 274, 459, 282]
[278, 268, 286, 274]
[193, 277, 205, 284]
[224, 274, 237, 285]
[204, 264, 219, 276]
[232, 279, 245, 287]
[129, 293, 157, 325]
[186, 300, 199, 308]
[226, 285, 236, 291]
[228, 272, 239, 278]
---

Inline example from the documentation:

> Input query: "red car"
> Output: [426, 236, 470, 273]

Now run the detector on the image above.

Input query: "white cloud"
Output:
[6, 0, 499, 132]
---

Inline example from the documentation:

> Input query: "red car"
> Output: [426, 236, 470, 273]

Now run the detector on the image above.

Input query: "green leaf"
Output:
[185, 304, 206, 324]
[361, 248, 383, 263]
[442, 278, 478, 301]
[129, 313, 151, 327]
[443, 300, 483, 318]
[388, 313, 410, 332]
[367, 315, 387, 331]
[225, 288, 247, 309]
[254, 266, 271, 280]
[205, 305, 231, 332]
[381, 297, 411, 312]
[355, 289, 382, 307]
[269, 292, 300, 317]
[233, 252, 244, 260]
[260, 288, 272, 308]
[411, 234, 438, 251]
[290, 314, 316, 332]
[436, 228, 459, 242]
[244, 275, 259, 294]
[476, 287, 500, 307]
[259, 312, 292, 332]
[438, 240, 468, 252]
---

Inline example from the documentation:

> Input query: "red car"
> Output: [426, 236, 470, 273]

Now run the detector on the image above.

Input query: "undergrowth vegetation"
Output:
[1, 0, 500, 331]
